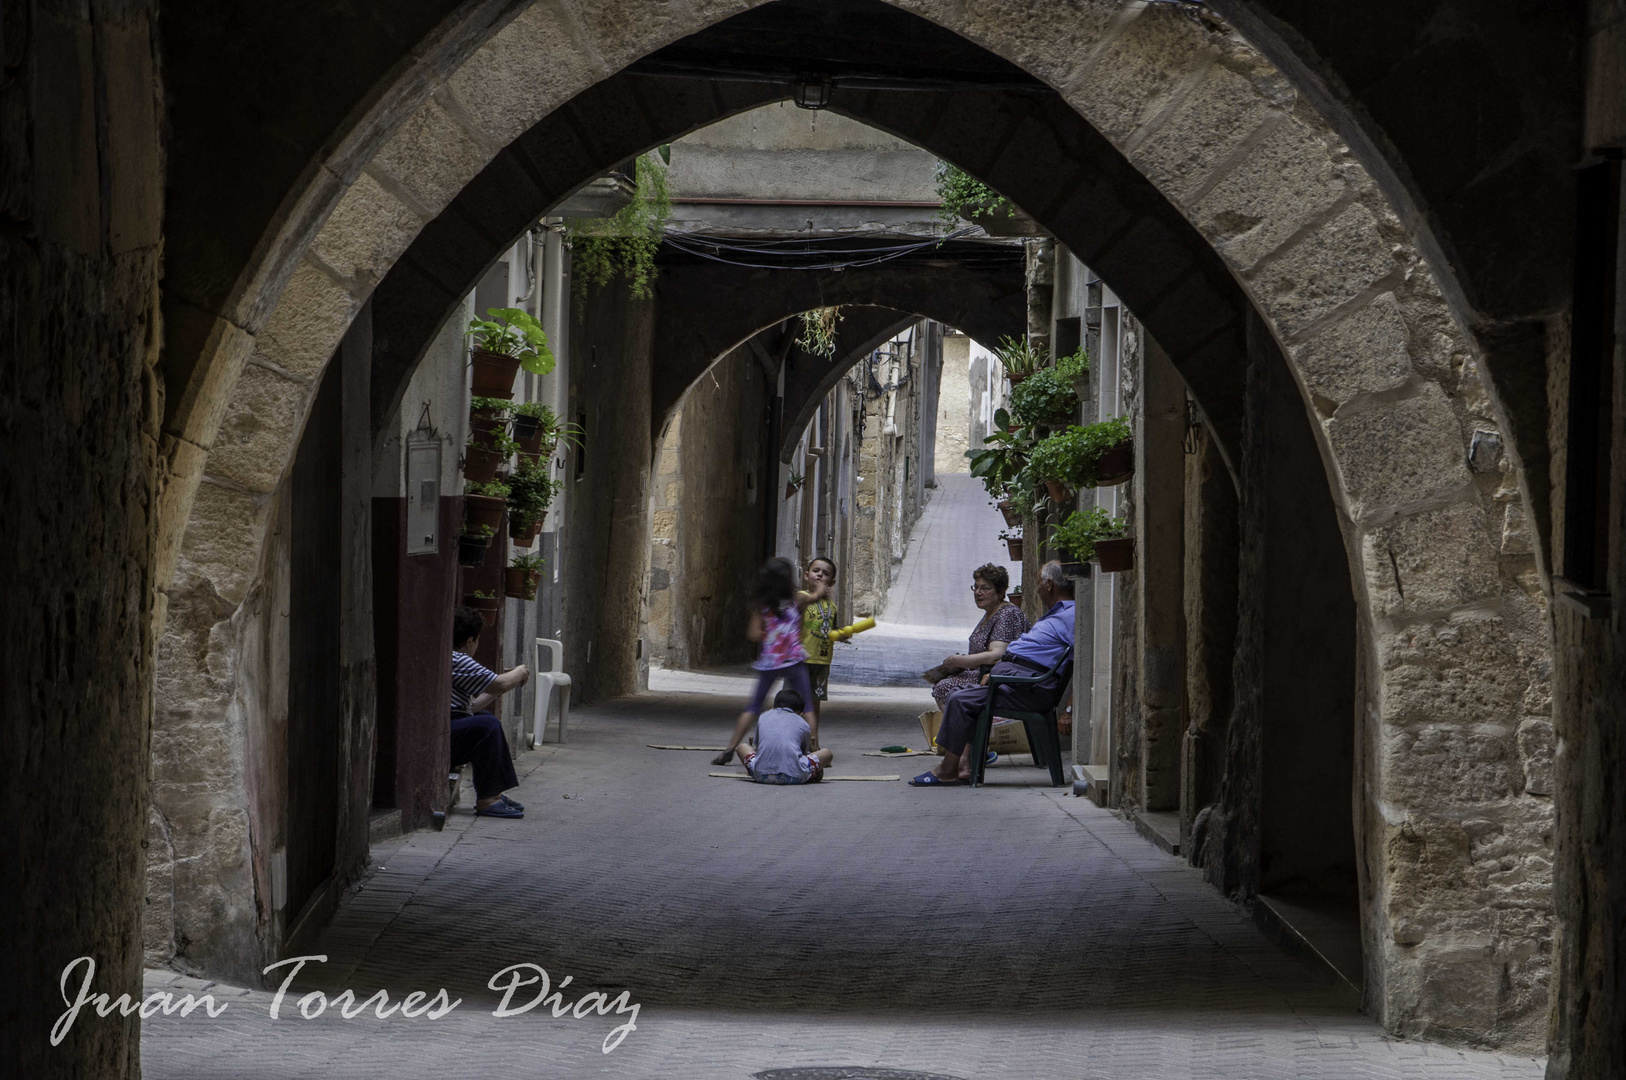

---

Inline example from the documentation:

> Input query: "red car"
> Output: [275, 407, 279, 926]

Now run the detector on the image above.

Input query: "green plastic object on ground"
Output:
[880, 745, 909, 754]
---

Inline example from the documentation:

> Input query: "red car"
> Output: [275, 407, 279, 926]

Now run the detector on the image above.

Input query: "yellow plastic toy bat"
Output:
[829, 616, 877, 642]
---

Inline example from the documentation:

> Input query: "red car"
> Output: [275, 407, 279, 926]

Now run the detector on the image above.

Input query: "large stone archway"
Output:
[145, 0, 1553, 1056]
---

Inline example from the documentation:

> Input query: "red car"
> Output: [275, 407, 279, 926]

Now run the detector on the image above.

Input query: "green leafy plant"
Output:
[507, 459, 563, 528]
[470, 395, 513, 414]
[994, 335, 1045, 382]
[966, 408, 1036, 497]
[511, 552, 546, 572]
[798, 307, 842, 357]
[469, 428, 521, 459]
[467, 308, 555, 375]
[465, 478, 511, 499]
[462, 523, 495, 539]
[1003, 477, 1038, 521]
[1027, 417, 1133, 486]
[1055, 347, 1090, 382]
[535, 406, 583, 455]
[468, 589, 496, 600]
[512, 400, 550, 419]
[1009, 367, 1079, 429]
[934, 161, 1013, 223]
[1049, 506, 1128, 562]
[568, 151, 671, 309]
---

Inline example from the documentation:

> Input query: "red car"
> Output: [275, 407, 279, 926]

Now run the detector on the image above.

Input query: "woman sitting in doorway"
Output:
[930, 562, 1029, 719]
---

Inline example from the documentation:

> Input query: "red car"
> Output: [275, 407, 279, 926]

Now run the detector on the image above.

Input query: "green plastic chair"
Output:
[967, 653, 1073, 788]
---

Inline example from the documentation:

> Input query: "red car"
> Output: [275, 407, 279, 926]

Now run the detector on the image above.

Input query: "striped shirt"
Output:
[451, 650, 497, 716]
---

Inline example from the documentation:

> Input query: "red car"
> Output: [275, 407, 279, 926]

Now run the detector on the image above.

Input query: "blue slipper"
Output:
[909, 771, 962, 786]
[985, 751, 998, 766]
[475, 800, 523, 818]
[499, 793, 524, 811]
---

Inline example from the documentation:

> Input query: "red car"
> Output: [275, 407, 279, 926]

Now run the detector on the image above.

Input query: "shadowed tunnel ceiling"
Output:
[366, 1, 1255, 470]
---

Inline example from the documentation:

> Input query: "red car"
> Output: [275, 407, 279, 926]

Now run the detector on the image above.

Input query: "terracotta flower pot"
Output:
[509, 511, 545, 545]
[463, 493, 506, 534]
[470, 404, 507, 431]
[1005, 537, 1024, 561]
[1044, 480, 1074, 505]
[1093, 441, 1134, 487]
[1059, 559, 1090, 578]
[462, 449, 502, 483]
[1094, 537, 1134, 573]
[457, 534, 491, 568]
[510, 414, 540, 441]
[504, 567, 540, 602]
[462, 592, 499, 629]
[997, 501, 1022, 528]
[513, 427, 543, 458]
[469, 349, 521, 399]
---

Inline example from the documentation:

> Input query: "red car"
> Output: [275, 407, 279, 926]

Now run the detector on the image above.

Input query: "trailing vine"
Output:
[567, 151, 671, 311]
[798, 306, 842, 357]
[934, 160, 1012, 223]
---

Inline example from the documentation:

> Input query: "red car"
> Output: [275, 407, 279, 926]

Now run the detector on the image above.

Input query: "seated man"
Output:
[450, 607, 530, 818]
[741, 689, 835, 785]
[910, 560, 1074, 786]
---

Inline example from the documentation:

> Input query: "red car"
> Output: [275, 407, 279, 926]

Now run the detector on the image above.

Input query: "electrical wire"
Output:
[660, 227, 984, 271]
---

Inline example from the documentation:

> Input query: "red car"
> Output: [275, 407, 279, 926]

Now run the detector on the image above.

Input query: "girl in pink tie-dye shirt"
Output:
[712, 557, 830, 766]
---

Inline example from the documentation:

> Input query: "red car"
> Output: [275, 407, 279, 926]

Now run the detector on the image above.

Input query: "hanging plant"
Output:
[934, 161, 1013, 223]
[1049, 506, 1128, 563]
[1028, 417, 1132, 487]
[993, 334, 1045, 384]
[798, 307, 842, 358]
[1008, 367, 1079, 429]
[568, 151, 672, 311]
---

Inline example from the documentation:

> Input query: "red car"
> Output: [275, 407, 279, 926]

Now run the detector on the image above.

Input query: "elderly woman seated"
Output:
[928, 562, 1029, 779]
[913, 561, 1075, 787]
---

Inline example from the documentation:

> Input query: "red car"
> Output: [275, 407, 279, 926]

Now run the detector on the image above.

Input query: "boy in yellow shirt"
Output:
[799, 557, 838, 748]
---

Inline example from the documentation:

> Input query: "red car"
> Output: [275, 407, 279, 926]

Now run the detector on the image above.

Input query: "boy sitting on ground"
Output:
[741, 689, 834, 785]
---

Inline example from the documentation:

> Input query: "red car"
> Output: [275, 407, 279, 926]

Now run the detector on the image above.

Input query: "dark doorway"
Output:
[286, 354, 343, 924]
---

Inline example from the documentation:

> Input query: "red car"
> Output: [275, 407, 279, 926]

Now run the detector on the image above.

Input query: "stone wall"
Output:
[935, 334, 973, 473]
[561, 283, 656, 701]
[647, 347, 773, 671]
[2, 4, 163, 1073]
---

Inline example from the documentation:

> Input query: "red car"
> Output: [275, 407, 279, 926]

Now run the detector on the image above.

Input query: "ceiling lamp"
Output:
[793, 75, 832, 110]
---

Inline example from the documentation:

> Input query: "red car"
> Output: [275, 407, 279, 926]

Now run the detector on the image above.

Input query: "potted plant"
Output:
[470, 395, 511, 432]
[1028, 416, 1134, 490]
[1050, 506, 1129, 575]
[993, 335, 1044, 386]
[966, 409, 1034, 498]
[519, 404, 584, 466]
[464, 427, 519, 484]
[509, 399, 548, 452]
[1000, 528, 1024, 562]
[458, 524, 494, 568]
[996, 496, 1022, 528]
[463, 589, 499, 629]
[466, 307, 556, 400]
[464, 478, 509, 535]
[506, 459, 562, 544]
[785, 468, 804, 500]
[505, 552, 545, 601]
[1008, 366, 1079, 430]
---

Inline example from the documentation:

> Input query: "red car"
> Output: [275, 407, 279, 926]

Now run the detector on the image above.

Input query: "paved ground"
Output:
[139, 477, 1543, 1079]
[831, 474, 1013, 688]
[141, 692, 1542, 1080]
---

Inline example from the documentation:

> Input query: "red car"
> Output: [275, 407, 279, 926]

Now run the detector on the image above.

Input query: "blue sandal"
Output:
[909, 771, 962, 786]
[499, 793, 524, 811]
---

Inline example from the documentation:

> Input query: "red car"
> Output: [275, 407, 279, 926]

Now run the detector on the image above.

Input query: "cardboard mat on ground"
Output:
[919, 709, 1030, 754]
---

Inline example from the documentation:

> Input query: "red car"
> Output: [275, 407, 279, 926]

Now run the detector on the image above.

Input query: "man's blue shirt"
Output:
[1005, 600, 1075, 670]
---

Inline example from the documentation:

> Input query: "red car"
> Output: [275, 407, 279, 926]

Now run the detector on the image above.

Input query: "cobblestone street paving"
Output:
[141, 690, 1543, 1080]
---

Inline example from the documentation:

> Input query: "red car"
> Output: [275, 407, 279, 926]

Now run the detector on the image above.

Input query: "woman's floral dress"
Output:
[930, 601, 1030, 712]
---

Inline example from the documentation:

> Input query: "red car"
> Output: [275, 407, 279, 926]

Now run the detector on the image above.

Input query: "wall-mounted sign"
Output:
[406, 441, 441, 555]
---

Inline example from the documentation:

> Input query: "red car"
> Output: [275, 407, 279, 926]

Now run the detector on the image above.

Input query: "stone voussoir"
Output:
[253, 258, 360, 383]
[309, 170, 429, 290]
[1360, 500, 1503, 619]
[1069, 2, 1217, 143]
[203, 361, 316, 495]
[1324, 380, 1472, 524]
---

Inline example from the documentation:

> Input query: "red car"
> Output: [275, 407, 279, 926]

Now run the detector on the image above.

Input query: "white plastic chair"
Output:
[530, 638, 572, 747]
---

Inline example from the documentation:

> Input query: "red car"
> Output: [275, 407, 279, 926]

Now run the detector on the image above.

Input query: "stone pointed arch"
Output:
[149, 0, 1554, 1050]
